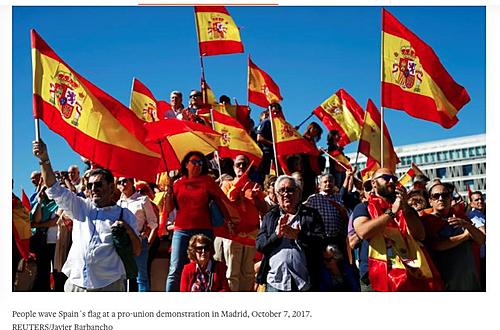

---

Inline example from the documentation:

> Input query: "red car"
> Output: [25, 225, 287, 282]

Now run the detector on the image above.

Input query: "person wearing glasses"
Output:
[180, 234, 230, 292]
[164, 151, 232, 292]
[420, 181, 485, 291]
[32, 140, 141, 292]
[218, 154, 268, 291]
[352, 168, 437, 292]
[467, 191, 486, 290]
[256, 175, 325, 292]
[117, 177, 158, 292]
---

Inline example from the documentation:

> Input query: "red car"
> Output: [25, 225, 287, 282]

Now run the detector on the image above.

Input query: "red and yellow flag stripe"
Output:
[130, 78, 160, 122]
[31, 30, 161, 182]
[358, 99, 399, 172]
[248, 57, 283, 108]
[313, 88, 365, 147]
[381, 9, 470, 128]
[212, 110, 263, 166]
[195, 6, 244, 56]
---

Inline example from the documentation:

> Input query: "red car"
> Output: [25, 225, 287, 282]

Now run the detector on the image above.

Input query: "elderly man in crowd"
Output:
[352, 168, 439, 292]
[164, 90, 184, 119]
[68, 165, 82, 192]
[256, 175, 325, 292]
[304, 172, 352, 256]
[32, 140, 141, 292]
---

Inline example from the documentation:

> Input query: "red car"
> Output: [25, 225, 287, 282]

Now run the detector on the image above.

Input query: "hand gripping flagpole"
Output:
[294, 112, 314, 131]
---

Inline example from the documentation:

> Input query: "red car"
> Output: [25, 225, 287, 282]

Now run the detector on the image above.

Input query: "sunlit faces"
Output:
[233, 155, 249, 177]
[372, 170, 397, 200]
[276, 178, 300, 211]
[429, 185, 452, 214]
[170, 93, 182, 109]
[470, 193, 485, 211]
[30, 171, 41, 186]
[68, 166, 80, 182]
[117, 177, 134, 195]
[87, 174, 114, 207]
[186, 156, 203, 177]
[319, 175, 335, 195]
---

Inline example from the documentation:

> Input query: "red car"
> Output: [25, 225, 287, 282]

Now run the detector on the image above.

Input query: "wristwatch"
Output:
[384, 209, 396, 219]
[39, 159, 51, 165]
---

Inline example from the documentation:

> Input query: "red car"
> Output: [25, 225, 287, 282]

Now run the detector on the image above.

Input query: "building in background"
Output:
[345, 134, 486, 200]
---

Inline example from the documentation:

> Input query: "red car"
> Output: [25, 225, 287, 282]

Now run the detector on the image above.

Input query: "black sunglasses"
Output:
[430, 192, 451, 200]
[117, 178, 131, 185]
[194, 245, 209, 252]
[189, 159, 203, 166]
[373, 174, 398, 182]
[234, 162, 248, 168]
[86, 181, 104, 190]
[277, 187, 297, 196]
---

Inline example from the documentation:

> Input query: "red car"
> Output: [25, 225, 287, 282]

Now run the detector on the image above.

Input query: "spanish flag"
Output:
[381, 9, 470, 128]
[130, 77, 160, 122]
[248, 56, 283, 108]
[213, 103, 251, 129]
[201, 79, 217, 105]
[358, 99, 399, 172]
[398, 162, 426, 187]
[212, 109, 263, 166]
[272, 113, 319, 164]
[361, 157, 380, 182]
[195, 6, 244, 56]
[313, 89, 365, 147]
[31, 30, 161, 182]
[21, 189, 32, 212]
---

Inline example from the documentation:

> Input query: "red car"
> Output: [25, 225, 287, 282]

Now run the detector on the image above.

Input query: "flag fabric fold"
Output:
[212, 109, 263, 165]
[248, 57, 283, 108]
[358, 99, 399, 172]
[313, 89, 365, 147]
[195, 6, 244, 56]
[271, 113, 320, 172]
[381, 9, 470, 128]
[31, 29, 161, 182]
[144, 118, 222, 172]
[130, 77, 160, 122]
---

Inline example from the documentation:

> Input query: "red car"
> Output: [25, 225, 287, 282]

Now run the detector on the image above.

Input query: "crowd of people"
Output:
[12, 90, 486, 292]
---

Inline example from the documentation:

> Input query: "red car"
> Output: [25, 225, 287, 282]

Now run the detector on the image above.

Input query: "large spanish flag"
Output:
[381, 9, 470, 128]
[130, 77, 160, 122]
[361, 157, 380, 182]
[212, 109, 263, 166]
[195, 6, 244, 56]
[248, 56, 283, 108]
[313, 89, 365, 147]
[31, 30, 161, 182]
[358, 99, 399, 172]
[272, 113, 319, 161]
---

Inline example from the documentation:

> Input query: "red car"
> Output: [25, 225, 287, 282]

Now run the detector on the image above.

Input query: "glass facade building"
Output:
[345, 134, 486, 200]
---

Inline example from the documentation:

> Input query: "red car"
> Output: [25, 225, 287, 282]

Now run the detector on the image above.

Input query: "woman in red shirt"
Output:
[180, 234, 230, 292]
[165, 151, 231, 292]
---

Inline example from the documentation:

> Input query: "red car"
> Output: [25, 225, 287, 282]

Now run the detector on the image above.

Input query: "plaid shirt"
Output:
[304, 189, 347, 237]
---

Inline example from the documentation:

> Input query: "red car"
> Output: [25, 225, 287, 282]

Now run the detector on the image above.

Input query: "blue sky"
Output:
[12, 6, 485, 196]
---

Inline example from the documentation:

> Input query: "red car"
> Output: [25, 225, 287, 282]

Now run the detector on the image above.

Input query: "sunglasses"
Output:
[430, 192, 451, 200]
[472, 198, 484, 202]
[86, 181, 104, 190]
[373, 174, 398, 182]
[189, 159, 203, 166]
[234, 162, 248, 168]
[277, 187, 297, 196]
[189, 94, 201, 98]
[194, 245, 209, 252]
[117, 178, 131, 185]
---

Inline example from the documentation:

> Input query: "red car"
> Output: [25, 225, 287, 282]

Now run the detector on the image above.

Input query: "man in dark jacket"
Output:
[256, 175, 325, 292]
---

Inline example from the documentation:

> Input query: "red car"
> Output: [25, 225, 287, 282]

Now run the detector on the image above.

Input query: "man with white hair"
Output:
[256, 175, 325, 292]
[164, 90, 184, 119]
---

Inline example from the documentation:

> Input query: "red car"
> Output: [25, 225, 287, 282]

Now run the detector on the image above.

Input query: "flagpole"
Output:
[129, 77, 135, 109]
[354, 111, 368, 168]
[380, 8, 385, 168]
[295, 112, 314, 130]
[194, 7, 207, 105]
[35, 118, 40, 142]
[210, 107, 223, 180]
[268, 106, 280, 176]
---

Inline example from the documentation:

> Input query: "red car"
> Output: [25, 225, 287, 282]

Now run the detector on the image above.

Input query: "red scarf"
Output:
[367, 194, 443, 291]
